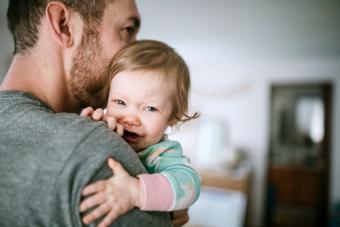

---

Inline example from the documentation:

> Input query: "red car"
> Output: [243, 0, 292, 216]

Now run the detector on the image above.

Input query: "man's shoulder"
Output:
[52, 112, 110, 142]
[0, 90, 131, 167]
[0, 90, 115, 146]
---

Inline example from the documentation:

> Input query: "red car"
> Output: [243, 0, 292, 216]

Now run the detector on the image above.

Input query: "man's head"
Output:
[7, 0, 140, 109]
[7, 0, 106, 55]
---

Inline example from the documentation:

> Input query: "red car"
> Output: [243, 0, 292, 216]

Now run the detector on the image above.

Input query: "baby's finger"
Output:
[82, 180, 106, 196]
[115, 123, 124, 136]
[80, 107, 94, 117]
[92, 108, 105, 121]
[82, 203, 110, 225]
[107, 158, 129, 177]
[80, 192, 106, 212]
[97, 209, 122, 227]
[106, 116, 117, 130]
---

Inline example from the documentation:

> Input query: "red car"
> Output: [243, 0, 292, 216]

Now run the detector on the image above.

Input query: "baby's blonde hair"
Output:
[107, 40, 199, 124]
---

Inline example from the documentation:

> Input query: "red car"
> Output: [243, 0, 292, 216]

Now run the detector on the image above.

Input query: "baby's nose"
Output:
[121, 115, 141, 127]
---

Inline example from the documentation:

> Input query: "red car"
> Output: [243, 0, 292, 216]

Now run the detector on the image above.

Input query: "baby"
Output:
[79, 40, 201, 227]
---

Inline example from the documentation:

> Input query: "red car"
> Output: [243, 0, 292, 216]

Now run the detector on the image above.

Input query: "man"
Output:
[0, 0, 187, 226]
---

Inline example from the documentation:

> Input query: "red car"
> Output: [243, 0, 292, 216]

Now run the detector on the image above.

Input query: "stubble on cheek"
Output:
[69, 29, 111, 109]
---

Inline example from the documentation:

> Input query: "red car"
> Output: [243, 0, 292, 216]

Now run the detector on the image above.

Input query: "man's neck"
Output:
[0, 53, 80, 113]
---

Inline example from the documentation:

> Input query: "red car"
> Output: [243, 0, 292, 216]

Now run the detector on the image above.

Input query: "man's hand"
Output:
[80, 107, 124, 136]
[80, 159, 144, 227]
[170, 209, 190, 227]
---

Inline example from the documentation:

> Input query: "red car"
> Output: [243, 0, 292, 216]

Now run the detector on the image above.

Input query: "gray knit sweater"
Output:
[0, 91, 171, 227]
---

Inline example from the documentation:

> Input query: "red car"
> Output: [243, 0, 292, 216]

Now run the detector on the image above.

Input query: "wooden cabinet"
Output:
[267, 164, 325, 227]
[269, 165, 321, 206]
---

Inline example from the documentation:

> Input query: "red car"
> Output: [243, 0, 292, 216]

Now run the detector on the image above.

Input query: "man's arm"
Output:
[50, 122, 171, 226]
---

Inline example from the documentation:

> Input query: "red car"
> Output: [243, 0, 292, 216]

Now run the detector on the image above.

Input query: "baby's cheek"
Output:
[106, 106, 120, 118]
[150, 129, 166, 144]
[105, 103, 114, 115]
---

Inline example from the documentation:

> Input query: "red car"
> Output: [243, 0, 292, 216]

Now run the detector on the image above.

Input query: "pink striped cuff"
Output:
[137, 173, 173, 211]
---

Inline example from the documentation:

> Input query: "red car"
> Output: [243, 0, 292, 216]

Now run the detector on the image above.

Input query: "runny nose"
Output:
[121, 115, 141, 127]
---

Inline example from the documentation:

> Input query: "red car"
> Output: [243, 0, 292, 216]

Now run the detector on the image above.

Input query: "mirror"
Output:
[270, 85, 327, 167]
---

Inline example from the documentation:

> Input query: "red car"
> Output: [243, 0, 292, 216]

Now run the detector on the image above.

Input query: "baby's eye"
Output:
[145, 106, 158, 112]
[114, 99, 126, 106]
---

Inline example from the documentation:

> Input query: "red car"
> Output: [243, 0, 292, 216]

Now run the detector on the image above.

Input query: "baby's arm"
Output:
[138, 140, 201, 211]
[80, 107, 124, 136]
[79, 141, 199, 226]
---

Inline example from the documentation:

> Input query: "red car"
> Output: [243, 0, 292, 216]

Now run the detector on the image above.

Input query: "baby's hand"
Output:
[80, 107, 124, 136]
[80, 159, 144, 227]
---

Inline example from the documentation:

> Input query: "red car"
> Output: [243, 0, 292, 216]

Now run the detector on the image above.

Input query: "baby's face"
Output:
[106, 70, 173, 151]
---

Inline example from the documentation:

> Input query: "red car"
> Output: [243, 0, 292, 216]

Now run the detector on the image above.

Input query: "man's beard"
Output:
[69, 28, 110, 109]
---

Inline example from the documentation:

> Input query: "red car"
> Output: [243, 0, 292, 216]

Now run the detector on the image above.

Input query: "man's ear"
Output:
[45, 2, 74, 48]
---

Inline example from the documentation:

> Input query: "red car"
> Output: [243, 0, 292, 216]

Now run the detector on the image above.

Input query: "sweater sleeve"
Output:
[54, 123, 172, 226]
[137, 140, 201, 211]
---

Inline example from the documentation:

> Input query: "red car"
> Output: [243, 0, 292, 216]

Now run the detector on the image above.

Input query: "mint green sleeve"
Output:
[138, 140, 201, 210]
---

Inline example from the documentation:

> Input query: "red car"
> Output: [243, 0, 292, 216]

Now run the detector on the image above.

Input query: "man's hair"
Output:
[7, 0, 110, 54]
[107, 39, 199, 124]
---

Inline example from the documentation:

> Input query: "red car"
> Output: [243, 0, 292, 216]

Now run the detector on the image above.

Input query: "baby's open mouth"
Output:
[124, 130, 139, 138]
[123, 130, 141, 143]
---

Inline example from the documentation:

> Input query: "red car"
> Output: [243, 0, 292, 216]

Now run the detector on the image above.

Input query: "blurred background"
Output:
[1, 1, 340, 227]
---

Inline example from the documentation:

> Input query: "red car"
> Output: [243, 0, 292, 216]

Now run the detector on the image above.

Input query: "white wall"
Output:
[1, 1, 340, 226]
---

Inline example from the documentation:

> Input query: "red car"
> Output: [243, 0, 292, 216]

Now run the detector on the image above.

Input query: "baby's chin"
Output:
[129, 143, 148, 153]
[130, 140, 161, 152]
[129, 137, 165, 152]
